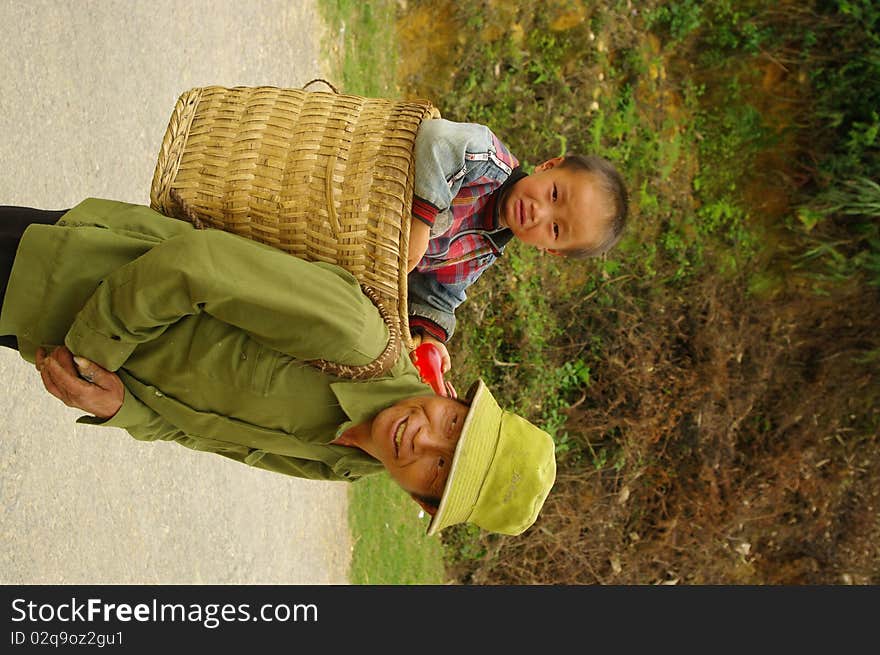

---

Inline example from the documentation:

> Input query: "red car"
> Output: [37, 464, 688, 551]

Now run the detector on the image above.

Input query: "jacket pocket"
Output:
[187, 316, 276, 396]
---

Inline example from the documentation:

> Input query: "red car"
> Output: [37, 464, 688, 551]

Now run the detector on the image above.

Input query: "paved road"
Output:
[0, 0, 351, 584]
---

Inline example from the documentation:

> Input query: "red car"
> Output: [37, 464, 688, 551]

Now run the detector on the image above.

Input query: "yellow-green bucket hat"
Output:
[427, 379, 557, 536]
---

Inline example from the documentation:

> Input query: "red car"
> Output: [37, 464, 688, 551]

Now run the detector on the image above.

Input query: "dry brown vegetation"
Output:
[395, 0, 879, 584]
[450, 275, 878, 584]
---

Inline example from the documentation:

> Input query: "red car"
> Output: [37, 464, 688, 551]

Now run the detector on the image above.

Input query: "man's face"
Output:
[500, 158, 610, 253]
[367, 395, 470, 500]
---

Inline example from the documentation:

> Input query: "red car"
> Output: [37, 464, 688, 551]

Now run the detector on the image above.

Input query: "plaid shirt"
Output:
[408, 119, 524, 341]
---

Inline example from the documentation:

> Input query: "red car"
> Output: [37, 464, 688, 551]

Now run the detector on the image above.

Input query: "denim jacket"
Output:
[408, 118, 523, 342]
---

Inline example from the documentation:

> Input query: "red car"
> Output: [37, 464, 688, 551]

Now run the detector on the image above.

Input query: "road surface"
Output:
[0, 0, 352, 584]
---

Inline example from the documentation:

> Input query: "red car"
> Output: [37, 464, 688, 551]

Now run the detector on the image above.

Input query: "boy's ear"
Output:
[410, 493, 439, 516]
[534, 156, 565, 173]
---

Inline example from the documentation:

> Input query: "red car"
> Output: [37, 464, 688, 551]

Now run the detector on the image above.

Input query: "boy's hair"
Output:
[557, 154, 629, 258]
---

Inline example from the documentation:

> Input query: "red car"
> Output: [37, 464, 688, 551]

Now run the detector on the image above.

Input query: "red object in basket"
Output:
[412, 342, 450, 397]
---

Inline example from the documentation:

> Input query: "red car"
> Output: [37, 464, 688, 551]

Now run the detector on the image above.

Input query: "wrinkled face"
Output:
[500, 158, 611, 253]
[367, 395, 470, 499]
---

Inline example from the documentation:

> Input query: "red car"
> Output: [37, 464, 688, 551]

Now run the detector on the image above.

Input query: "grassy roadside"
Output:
[316, 0, 446, 585]
[317, 0, 879, 585]
[316, 0, 399, 97]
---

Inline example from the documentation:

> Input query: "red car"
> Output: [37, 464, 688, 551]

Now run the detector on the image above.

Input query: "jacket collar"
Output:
[480, 166, 526, 252]
[329, 370, 432, 442]
[488, 166, 527, 230]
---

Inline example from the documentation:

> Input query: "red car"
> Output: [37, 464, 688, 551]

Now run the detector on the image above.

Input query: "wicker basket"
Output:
[150, 85, 440, 370]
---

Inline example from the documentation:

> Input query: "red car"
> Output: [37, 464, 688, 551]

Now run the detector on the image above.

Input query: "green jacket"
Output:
[0, 198, 432, 481]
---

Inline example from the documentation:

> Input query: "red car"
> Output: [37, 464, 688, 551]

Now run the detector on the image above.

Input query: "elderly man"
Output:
[0, 199, 555, 536]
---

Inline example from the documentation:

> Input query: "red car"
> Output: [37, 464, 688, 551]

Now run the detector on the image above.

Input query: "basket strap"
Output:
[169, 188, 205, 228]
[307, 284, 402, 380]
[301, 78, 339, 94]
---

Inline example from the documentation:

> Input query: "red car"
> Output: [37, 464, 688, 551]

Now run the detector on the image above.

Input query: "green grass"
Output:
[316, 0, 399, 97]
[316, 0, 447, 585]
[347, 474, 446, 585]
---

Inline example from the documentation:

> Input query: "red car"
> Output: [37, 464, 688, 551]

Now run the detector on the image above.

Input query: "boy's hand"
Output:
[35, 346, 124, 419]
[417, 333, 452, 375]
[407, 218, 431, 272]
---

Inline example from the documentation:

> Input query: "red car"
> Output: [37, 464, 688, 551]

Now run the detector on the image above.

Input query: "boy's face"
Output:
[500, 157, 610, 253]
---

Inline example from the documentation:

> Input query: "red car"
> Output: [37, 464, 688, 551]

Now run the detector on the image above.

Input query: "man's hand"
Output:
[408, 218, 431, 272]
[35, 346, 124, 419]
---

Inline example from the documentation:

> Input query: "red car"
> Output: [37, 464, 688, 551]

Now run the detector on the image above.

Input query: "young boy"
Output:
[406, 118, 629, 372]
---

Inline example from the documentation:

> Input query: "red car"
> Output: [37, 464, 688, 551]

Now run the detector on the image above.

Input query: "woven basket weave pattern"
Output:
[151, 86, 440, 357]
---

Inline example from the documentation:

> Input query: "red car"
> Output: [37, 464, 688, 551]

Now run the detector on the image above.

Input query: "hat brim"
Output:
[426, 379, 502, 535]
